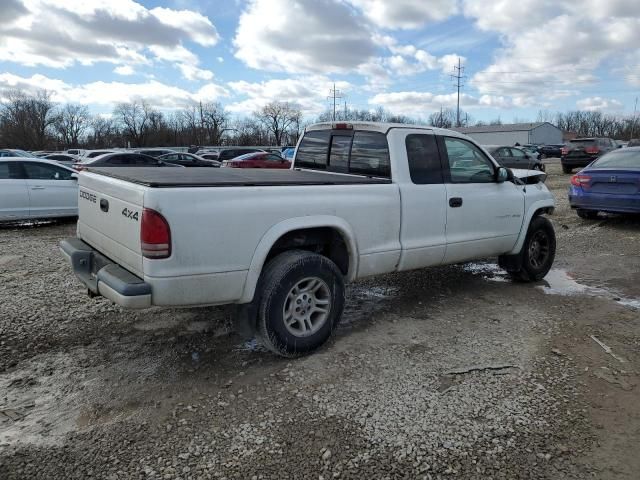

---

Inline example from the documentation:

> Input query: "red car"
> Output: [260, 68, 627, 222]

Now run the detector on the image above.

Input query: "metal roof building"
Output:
[452, 122, 563, 146]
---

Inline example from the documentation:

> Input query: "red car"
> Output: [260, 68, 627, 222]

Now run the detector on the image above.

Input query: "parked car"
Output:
[0, 149, 38, 158]
[32, 150, 57, 157]
[82, 149, 117, 159]
[520, 145, 541, 159]
[44, 153, 81, 166]
[73, 152, 183, 171]
[0, 157, 78, 221]
[217, 148, 265, 161]
[200, 153, 220, 161]
[222, 152, 291, 169]
[568, 147, 640, 219]
[537, 144, 565, 159]
[134, 148, 177, 158]
[627, 139, 640, 147]
[561, 138, 618, 173]
[483, 145, 545, 171]
[158, 152, 221, 167]
[61, 122, 555, 357]
[66, 149, 85, 156]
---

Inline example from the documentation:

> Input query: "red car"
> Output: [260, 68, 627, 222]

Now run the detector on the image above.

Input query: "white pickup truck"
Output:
[61, 122, 555, 356]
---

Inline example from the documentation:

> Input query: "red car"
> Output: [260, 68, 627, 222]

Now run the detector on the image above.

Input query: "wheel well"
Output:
[265, 227, 350, 276]
[534, 206, 555, 217]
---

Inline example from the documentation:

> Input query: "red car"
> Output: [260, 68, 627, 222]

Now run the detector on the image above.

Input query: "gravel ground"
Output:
[1, 162, 639, 479]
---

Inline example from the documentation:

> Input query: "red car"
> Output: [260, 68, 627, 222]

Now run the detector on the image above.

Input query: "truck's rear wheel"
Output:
[503, 216, 556, 282]
[256, 250, 345, 357]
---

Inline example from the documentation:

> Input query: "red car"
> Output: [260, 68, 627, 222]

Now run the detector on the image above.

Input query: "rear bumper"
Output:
[561, 156, 596, 168]
[60, 238, 152, 309]
[568, 188, 640, 213]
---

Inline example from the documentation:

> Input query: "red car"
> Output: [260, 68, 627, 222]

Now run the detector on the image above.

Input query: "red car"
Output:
[222, 152, 291, 169]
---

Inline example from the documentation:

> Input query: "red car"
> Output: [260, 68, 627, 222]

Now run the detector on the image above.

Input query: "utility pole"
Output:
[328, 83, 343, 121]
[630, 97, 638, 140]
[344, 101, 348, 120]
[451, 58, 465, 127]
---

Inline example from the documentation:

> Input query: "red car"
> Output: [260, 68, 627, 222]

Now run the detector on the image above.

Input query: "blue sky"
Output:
[1, 0, 639, 123]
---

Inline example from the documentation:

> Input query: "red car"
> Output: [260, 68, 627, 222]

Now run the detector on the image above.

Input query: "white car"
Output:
[0, 157, 78, 221]
[61, 122, 556, 356]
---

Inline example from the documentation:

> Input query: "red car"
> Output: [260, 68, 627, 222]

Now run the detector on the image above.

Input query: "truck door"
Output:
[395, 131, 448, 270]
[439, 136, 525, 264]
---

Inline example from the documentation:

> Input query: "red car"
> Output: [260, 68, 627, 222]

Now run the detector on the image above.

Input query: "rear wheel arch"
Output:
[239, 217, 358, 304]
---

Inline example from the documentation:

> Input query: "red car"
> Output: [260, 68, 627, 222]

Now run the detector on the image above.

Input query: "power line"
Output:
[327, 83, 343, 121]
[450, 57, 466, 127]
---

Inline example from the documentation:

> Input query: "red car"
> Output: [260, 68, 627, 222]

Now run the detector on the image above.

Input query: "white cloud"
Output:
[576, 97, 624, 112]
[346, 0, 458, 29]
[463, 0, 640, 102]
[368, 90, 515, 116]
[0, 73, 228, 109]
[0, 0, 219, 81]
[114, 65, 135, 76]
[233, 0, 376, 74]
[227, 76, 351, 115]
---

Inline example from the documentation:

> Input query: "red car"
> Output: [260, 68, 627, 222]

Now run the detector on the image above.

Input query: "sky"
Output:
[1, 0, 639, 123]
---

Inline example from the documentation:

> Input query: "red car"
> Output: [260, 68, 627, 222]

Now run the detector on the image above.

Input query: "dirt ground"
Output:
[0, 162, 638, 479]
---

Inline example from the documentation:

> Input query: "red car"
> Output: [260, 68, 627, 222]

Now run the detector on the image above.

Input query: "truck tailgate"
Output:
[77, 172, 146, 277]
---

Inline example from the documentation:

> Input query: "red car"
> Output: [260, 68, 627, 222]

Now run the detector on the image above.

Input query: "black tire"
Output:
[255, 250, 345, 357]
[508, 216, 556, 282]
[562, 165, 572, 174]
[577, 209, 599, 220]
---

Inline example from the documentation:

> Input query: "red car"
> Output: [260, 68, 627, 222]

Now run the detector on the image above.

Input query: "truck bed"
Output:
[87, 167, 391, 188]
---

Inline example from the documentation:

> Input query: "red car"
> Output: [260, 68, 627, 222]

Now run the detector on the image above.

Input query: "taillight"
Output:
[584, 146, 600, 154]
[332, 123, 353, 130]
[141, 208, 171, 259]
[560, 147, 569, 155]
[73, 164, 86, 171]
[570, 174, 591, 188]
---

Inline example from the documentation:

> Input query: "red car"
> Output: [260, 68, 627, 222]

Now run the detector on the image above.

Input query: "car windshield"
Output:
[231, 153, 260, 161]
[569, 139, 595, 147]
[11, 149, 37, 158]
[591, 150, 640, 169]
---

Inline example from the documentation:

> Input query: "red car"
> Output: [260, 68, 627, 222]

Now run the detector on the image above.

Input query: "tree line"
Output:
[1, 89, 638, 151]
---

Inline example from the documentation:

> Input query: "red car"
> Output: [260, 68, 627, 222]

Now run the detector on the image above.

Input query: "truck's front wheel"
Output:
[501, 216, 556, 282]
[256, 250, 345, 357]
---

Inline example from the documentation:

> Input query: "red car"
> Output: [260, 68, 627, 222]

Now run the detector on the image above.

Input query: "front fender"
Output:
[508, 197, 555, 255]
[238, 215, 359, 304]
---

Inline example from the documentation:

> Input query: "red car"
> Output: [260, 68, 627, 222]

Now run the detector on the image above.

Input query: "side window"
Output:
[328, 135, 351, 171]
[443, 137, 495, 183]
[24, 162, 73, 180]
[0, 162, 11, 179]
[510, 148, 526, 159]
[405, 134, 442, 184]
[350, 131, 390, 177]
[296, 130, 330, 169]
[266, 154, 283, 161]
[497, 148, 511, 157]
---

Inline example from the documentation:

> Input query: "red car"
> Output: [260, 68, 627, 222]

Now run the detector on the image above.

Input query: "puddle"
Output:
[539, 269, 639, 310]
[462, 262, 510, 282]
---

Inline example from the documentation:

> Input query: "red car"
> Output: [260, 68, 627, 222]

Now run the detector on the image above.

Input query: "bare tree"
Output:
[0, 89, 57, 149]
[254, 101, 302, 146]
[428, 108, 456, 128]
[113, 99, 152, 147]
[199, 102, 228, 145]
[54, 103, 90, 148]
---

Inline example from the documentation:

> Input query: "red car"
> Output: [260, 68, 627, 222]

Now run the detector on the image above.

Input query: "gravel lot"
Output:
[1, 162, 639, 479]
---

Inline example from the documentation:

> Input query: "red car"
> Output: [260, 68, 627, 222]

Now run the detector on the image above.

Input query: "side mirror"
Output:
[70, 173, 78, 180]
[496, 167, 509, 183]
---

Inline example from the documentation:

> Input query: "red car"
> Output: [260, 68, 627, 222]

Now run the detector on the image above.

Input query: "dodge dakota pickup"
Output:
[61, 122, 556, 356]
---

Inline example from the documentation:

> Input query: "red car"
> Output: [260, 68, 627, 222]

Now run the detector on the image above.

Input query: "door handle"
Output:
[31, 186, 45, 190]
[449, 197, 463, 208]
[100, 199, 109, 212]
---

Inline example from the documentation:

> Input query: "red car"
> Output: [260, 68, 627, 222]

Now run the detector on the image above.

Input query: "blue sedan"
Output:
[568, 147, 640, 219]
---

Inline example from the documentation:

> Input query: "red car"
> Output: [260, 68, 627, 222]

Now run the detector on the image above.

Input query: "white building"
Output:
[453, 122, 563, 146]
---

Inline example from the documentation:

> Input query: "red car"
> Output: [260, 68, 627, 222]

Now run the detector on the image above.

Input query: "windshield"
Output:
[591, 150, 640, 169]
[569, 139, 595, 147]
[11, 149, 37, 158]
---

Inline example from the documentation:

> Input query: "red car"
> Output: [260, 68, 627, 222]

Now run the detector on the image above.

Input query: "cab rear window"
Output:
[296, 130, 390, 178]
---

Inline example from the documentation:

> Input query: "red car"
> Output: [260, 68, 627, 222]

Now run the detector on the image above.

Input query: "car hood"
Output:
[511, 168, 547, 183]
